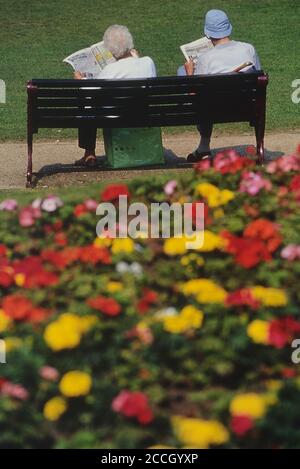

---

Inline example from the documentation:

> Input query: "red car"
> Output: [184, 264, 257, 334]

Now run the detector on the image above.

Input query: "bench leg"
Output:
[255, 123, 265, 166]
[26, 132, 33, 188]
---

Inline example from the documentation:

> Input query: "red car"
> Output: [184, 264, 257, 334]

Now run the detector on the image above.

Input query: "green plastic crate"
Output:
[103, 127, 164, 169]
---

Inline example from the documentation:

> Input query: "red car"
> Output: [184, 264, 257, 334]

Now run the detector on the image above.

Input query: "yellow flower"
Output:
[59, 371, 92, 397]
[106, 281, 123, 293]
[164, 237, 187, 256]
[198, 231, 226, 252]
[0, 310, 12, 333]
[213, 208, 225, 219]
[263, 392, 278, 407]
[5, 337, 23, 352]
[173, 416, 229, 448]
[180, 254, 205, 267]
[14, 273, 26, 287]
[79, 315, 98, 333]
[112, 238, 135, 254]
[247, 320, 270, 345]
[162, 306, 204, 334]
[230, 393, 267, 419]
[250, 287, 288, 307]
[44, 313, 97, 352]
[196, 183, 235, 208]
[44, 320, 81, 352]
[43, 396, 67, 422]
[182, 279, 227, 304]
[93, 237, 112, 248]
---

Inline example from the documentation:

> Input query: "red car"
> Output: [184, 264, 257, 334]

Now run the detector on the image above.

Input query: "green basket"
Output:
[103, 127, 164, 169]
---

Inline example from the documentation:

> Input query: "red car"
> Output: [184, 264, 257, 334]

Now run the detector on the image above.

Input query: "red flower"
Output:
[0, 245, 7, 257]
[79, 246, 111, 265]
[29, 307, 51, 323]
[137, 288, 158, 314]
[226, 288, 260, 309]
[54, 232, 68, 247]
[185, 201, 211, 227]
[101, 184, 130, 202]
[268, 317, 300, 349]
[12, 256, 59, 288]
[1, 294, 50, 323]
[222, 231, 271, 269]
[0, 271, 14, 288]
[112, 390, 153, 425]
[74, 204, 89, 218]
[230, 415, 254, 437]
[281, 367, 297, 379]
[289, 174, 300, 193]
[2, 295, 33, 320]
[244, 219, 282, 253]
[87, 296, 121, 316]
[42, 248, 81, 269]
[213, 150, 254, 174]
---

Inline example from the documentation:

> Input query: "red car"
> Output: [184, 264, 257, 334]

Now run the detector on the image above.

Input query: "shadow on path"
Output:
[31, 144, 284, 187]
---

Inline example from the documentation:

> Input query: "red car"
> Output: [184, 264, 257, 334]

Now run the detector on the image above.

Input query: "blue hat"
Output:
[204, 9, 232, 39]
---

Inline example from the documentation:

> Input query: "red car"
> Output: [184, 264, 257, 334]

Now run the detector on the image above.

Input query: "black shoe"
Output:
[187, 150, 212, 163]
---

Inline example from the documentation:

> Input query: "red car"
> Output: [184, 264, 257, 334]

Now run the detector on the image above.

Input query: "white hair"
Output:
[103, 25, 134, 59]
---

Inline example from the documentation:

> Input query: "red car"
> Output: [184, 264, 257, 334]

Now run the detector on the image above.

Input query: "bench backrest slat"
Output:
[28, 72, 267, 130]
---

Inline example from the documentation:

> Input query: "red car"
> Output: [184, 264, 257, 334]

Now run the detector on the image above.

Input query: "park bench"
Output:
[26, 72, 268, 187]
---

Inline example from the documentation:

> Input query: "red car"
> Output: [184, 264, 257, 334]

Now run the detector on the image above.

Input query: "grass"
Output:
[0, 0, 299, 141]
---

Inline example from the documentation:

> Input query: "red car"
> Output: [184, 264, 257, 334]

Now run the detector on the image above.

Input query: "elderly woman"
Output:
[75, 25, 157, 166]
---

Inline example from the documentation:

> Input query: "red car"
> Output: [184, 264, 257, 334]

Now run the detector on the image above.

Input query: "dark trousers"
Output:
[78, 123, 213, 150]
[78, 125, 97, 151]
[197, 122, 213, 139]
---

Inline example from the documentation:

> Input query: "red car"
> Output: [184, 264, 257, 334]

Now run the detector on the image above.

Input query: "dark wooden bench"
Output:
[27, 72, 268, 187]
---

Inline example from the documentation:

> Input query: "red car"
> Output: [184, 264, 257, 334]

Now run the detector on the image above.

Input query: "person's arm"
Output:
[184, 58, 195, 76]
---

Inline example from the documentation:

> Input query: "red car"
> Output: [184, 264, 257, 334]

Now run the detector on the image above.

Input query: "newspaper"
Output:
[180, 36, 213, 63]
[63, 41, 116, 78]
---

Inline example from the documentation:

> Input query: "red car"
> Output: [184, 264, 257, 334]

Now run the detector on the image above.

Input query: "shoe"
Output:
[74, 155, 97, 167]
[187, 150, 212, 163]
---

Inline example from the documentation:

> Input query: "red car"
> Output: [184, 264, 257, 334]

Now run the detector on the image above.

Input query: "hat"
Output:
[204, 9, 232, 39]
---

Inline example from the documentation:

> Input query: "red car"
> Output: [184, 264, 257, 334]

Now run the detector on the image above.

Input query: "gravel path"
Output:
[0, 130, 299, 190]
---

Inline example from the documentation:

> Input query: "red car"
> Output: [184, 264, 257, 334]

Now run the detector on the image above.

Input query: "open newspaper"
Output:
[180, 36, 213, 64]
[63, 41, 116, 78]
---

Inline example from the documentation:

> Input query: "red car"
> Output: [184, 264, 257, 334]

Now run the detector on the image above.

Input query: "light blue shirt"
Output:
[195, 40, 261, 75]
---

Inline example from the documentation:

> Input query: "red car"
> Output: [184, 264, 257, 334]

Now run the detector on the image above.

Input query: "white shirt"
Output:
[196, 41, 261, 75]
[96, 56, 157, 79]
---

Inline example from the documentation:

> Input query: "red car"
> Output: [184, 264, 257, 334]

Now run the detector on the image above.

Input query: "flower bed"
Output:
[1, 147, 300, 448]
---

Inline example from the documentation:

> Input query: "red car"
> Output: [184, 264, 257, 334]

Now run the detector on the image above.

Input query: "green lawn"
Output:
[0, 0, 299, 141]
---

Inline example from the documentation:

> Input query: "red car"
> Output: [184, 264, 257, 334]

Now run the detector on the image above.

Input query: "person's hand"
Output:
[74, 71, 85, 79]
[184, 58, 195, 76]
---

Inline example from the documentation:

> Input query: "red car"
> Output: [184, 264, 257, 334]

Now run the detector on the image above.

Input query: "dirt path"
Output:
[0, 130, 299, 190]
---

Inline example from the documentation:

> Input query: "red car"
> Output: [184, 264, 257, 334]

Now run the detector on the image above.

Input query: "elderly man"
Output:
[180, 10, 261, 162]
[75, 25, 156, 166]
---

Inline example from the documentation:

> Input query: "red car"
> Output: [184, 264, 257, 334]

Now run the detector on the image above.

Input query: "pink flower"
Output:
[0, 199, 18, 211]
[267, 153, 300, 174]
[41, 196, 63, 212]
[1, 382, 29, 400]
[39, 366, 59, 382]
[239, 171, 272, 196]
[84, 199, 98, 211]
[19, 206, 41, 227]
[164, 180, 177, 196]
[281, 244, 300, 261]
